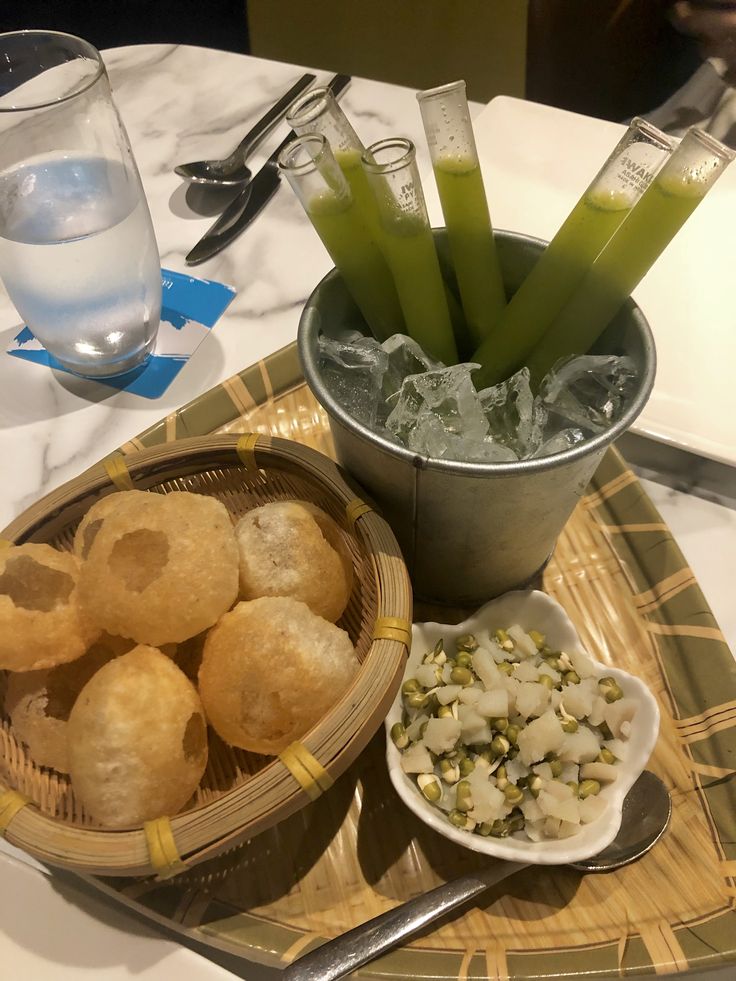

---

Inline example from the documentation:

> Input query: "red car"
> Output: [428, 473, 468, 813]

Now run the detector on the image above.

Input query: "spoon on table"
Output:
[185, 74, 352, 264]
[282, 770, 671, 981]
[174, 72, 316, 187]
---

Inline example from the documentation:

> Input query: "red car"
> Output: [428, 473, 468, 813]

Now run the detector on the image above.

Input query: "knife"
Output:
[185, 73, 352, 265]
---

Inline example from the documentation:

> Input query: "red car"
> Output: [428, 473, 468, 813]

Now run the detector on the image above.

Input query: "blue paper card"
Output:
[6, 269, 236, 399]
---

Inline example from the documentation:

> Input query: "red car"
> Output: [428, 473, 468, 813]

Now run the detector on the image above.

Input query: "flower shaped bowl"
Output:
[385, 589, 660, 865]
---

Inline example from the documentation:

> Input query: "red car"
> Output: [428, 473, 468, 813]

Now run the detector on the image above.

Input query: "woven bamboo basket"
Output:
[0, 433, 412, 878]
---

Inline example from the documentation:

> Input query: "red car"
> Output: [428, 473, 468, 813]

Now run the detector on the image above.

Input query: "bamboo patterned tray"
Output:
[90, 342, 736, 980]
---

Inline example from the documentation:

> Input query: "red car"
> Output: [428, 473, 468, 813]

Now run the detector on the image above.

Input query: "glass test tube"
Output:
[472, 117, 673, 389]
[361, 138, 457, 365]
[286, 86, 380, 236]
[279, 134, 404, 341]
[417, 80, 506, 346]
[527, 127, 735, 387]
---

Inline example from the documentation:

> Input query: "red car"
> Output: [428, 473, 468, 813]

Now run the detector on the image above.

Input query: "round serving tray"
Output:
[81, 343, 736, 980]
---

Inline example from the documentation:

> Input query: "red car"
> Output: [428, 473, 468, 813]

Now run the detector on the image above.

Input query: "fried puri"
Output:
[235, 501, 353, 622]
[78, 491, 239, 645]
[0, 543, 99, 671]
[198, 597, 359, 754]
[67, 645, 208, 827]
[72, 490, 151, 559]
[5, 633, 133, 773]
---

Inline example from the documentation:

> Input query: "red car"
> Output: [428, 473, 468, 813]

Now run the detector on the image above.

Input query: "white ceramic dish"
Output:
[385, 589, 660, 865]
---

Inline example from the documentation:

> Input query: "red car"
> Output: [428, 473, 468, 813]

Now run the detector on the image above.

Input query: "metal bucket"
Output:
[298, 230, 656, 605]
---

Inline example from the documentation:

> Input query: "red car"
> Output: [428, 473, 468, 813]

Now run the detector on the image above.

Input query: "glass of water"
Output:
[0, 31, 161, 378]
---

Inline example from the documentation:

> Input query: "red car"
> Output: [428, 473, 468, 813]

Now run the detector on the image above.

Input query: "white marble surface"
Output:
[0, 42, 735, 981]
[0, 44, 432, 529]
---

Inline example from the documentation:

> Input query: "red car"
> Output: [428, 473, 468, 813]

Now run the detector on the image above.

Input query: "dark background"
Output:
[0, 0, 250, 54]
[526, 0, 701, 122]
[0, 1, 702, 122]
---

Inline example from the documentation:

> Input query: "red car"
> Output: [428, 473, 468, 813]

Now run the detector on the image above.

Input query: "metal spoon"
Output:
[174, 73, 316, 187]
[282, 770, 671, 981]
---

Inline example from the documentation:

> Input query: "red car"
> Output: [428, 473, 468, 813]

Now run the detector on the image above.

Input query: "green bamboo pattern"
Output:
[97, 347, 736, 981]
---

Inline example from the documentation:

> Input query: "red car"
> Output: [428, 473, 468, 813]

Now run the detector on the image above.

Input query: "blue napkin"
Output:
[6, 269, 236, 399]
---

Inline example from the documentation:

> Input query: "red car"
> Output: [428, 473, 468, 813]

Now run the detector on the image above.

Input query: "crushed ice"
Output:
[318, 333, 638, 463]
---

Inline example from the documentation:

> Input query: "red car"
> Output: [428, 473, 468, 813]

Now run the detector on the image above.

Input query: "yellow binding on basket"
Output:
[103, 453, 135, 491]
[372, 616, 412, 649]
[0, 789, 29, 836]
[236, 433, 260, 470]
[345, 498, 373, 531]
[279, 742, 334, 801]
[144, 817, 188, 878]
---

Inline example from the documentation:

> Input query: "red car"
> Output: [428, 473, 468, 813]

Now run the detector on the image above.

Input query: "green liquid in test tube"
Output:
[526, 127, 735, 387]
[472, 117, 673, 389]
[286, 87, 382, 240]
[361, 138, 458, 365]
[278, 134, 404, 342]
[418, 80, 506, 348]
[286, 88, 464, 351]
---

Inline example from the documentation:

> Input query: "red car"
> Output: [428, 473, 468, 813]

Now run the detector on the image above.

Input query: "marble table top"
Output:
[0, 41, 735, 981]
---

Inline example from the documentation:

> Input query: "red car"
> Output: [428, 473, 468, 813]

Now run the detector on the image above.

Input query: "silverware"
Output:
[174, 72, 316, 187]
[281, 771, 671, 981]
[185, 73, 351, 264]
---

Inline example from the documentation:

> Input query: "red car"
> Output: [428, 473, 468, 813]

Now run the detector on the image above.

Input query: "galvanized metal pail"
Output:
[298, 231, 656, 605]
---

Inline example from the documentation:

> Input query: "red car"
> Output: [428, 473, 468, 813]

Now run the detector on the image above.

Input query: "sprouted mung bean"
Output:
[392, 625, 636, 841]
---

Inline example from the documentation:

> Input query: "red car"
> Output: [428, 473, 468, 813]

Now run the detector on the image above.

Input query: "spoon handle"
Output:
[229, 72, 317, 165]
[281, 861, 527, 981]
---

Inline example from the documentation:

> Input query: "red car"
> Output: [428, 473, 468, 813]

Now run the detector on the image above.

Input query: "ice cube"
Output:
[403, 417, 518, 462]
[318, 334, 388, 428]
[478, 367, 546, 459]
[539, 355, 638, 434]
[317, 333, 638, 465]
[386, 363, 490, 456]
[533, 427, 586, 459]
[381, 334, 444, 399]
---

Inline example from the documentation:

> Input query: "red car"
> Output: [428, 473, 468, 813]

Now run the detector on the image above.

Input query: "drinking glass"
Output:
[0, 31, 161, 378]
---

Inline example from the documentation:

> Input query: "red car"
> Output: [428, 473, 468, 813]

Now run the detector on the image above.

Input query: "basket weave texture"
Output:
[0, 433, 412, 877]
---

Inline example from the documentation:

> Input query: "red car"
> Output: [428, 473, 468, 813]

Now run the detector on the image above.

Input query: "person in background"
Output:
[646, 1, 736, 145]
[526, 0, 701, 124]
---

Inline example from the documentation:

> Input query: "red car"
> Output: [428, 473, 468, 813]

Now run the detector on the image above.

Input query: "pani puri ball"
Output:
[73, 490, 151, 559]
[198, 596, 359, 755]
[67, 645, 208, 827]
[235, 501, 353, 622]
[0, 543, 99, 672]
[5, 633, 133, 773]
[78, 491, 239, 646]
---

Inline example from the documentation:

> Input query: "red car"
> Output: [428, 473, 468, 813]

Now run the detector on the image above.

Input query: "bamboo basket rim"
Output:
[0, 433, 412, 877]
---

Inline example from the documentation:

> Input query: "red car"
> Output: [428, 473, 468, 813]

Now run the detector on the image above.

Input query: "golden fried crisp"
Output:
[0, 543, 100, 672]
[235, 501, 353, 622]
[198, 596, 359, 755]
[5, 633, 133, 773]
[78, 491, 239, 645]
[67, 645, 208, 827]
[72, 490, 152, 559]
